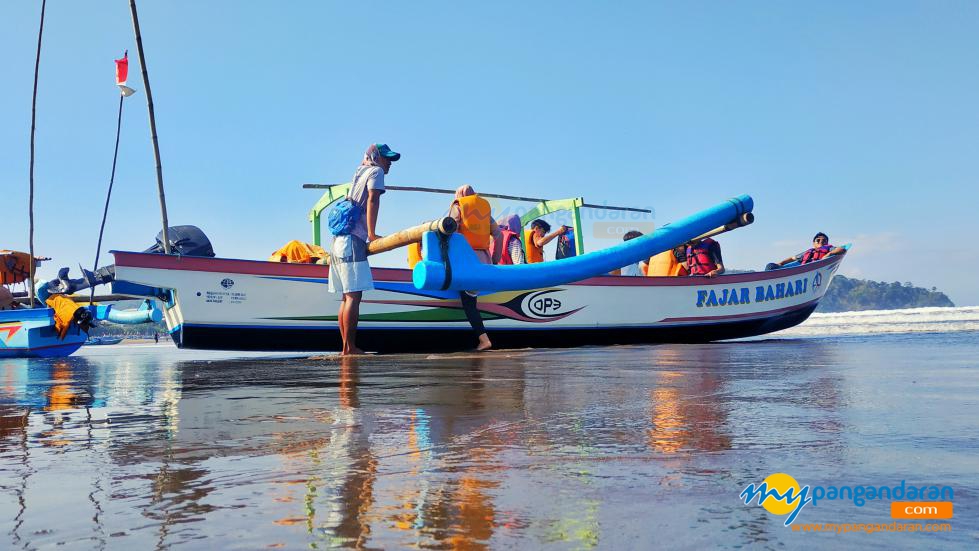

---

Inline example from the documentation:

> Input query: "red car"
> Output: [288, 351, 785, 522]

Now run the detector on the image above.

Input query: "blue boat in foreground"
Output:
[0, 307, 89, 358]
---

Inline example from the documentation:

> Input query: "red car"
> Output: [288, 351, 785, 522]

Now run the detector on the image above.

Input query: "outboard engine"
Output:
[44, 225, 215, 295]
[144, 225, 215, 257]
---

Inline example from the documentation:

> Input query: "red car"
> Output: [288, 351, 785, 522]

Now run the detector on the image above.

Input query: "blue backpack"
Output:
[328, 198, 362, 236]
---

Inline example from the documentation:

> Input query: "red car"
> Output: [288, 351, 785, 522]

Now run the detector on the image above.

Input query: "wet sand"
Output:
[1, 333, 976, 549]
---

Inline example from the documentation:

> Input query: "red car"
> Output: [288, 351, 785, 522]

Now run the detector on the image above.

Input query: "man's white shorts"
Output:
[328, 235, 374, 294]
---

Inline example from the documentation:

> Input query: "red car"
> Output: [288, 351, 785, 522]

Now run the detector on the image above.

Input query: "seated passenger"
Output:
[524, 219, 567, 264]
[619, 230, 648, 276]
[0, 286, 20, 310]
[494, 214, 526, 265]
[646, 245, 689, 277]
[687, 237, 724, 278]
[774, 232, 846, 267]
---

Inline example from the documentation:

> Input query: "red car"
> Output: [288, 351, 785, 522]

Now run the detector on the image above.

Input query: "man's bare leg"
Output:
[338, 295, 347, 348]
[341, 291, 364, 355]
[476, 332, 492, 351]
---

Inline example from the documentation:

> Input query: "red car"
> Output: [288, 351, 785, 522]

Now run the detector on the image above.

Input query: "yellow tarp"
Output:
[269, 241, 329, 264]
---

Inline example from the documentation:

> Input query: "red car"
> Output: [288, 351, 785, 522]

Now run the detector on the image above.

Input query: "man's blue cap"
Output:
[376, 143, 401, 161]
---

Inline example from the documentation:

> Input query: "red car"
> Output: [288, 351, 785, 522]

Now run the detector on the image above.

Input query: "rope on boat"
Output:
[438, 232, 453, 291]
[90, 90, 127, 304]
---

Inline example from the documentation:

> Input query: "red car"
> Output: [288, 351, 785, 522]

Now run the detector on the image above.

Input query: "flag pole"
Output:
[128, 0, 171, 254]
[27, 0, 47, 308]
[89, 53, 136, 304]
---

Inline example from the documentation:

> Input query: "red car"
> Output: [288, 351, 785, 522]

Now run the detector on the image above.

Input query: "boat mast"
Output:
[27, 0, 47, 308]
[128, 0, 171, 254]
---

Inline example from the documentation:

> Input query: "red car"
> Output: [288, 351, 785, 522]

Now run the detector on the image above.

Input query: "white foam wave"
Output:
[771, 306, 979, 337]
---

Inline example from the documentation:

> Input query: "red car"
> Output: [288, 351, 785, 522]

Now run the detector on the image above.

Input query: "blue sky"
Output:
[2, 1, 977, 304]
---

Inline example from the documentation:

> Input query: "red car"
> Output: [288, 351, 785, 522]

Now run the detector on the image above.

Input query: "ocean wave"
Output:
[771, 306, 979, 337]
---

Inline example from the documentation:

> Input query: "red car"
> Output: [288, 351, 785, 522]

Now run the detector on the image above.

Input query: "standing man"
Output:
[329, 143, 400, 355]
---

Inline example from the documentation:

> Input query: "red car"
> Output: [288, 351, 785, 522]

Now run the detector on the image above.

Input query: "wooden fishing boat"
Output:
[110, 249, 843, 352]
[107, 187, 847, 352]
[0, 307, 90, 358]
[84, 336, 124, 346]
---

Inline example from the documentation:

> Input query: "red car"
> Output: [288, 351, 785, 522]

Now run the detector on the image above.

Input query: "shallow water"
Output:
[1, 331, 977, 549]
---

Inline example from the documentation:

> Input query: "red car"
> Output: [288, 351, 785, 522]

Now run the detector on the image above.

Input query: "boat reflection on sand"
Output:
[0, 343, 849, 548]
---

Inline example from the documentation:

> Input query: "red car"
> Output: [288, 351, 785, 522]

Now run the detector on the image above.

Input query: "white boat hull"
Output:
[111, 251, 844, 351]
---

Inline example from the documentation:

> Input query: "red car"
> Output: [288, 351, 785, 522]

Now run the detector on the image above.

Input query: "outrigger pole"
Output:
[302, 184, 652, 213]
[27, 0, 47, 309]
[128, 0, 171, 254]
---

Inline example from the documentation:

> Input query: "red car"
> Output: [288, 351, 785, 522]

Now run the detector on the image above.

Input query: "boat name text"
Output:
[696, 278, 809, 308]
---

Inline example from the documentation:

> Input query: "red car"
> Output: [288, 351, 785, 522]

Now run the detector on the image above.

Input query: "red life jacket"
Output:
[498, 229, 519, 265]
[801, 245, 833, 264]
[686, 238, 718, 276]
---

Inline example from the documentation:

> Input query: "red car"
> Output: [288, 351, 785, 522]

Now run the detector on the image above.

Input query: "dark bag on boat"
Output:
[328, 198, 362, 237]
[555, 227, 576, 260]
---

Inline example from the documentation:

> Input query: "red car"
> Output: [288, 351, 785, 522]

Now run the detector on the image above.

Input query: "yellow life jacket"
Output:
[407, 242, 422, 269]
[456, 195, 492, 251]
[646, 249, 689, 277]
[524, 229, 543, 264]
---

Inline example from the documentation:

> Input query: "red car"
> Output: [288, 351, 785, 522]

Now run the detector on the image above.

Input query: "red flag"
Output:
[115, 52, 129, 86]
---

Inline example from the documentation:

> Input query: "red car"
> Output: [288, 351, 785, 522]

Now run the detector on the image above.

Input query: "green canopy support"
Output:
[519, 197, 586, 254]
[308, 183, 351, 246]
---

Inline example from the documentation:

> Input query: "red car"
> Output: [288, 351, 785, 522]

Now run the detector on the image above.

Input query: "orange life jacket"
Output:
[524, 229, 543, 263]
[456, 195, 492, 251]
[407, 242, 423, 269]
[646, 249, 688, 277]
[1, 250, 33, 285]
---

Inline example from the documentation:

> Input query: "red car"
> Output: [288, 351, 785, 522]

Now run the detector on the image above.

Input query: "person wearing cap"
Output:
[774, 232, 846, 268]
[329, 143, 400, 355]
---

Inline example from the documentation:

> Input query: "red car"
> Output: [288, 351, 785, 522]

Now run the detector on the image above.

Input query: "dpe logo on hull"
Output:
[522, 290, 569, 319]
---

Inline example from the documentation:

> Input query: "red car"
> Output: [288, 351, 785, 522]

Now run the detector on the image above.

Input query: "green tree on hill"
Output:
[818, 275, 954, 312]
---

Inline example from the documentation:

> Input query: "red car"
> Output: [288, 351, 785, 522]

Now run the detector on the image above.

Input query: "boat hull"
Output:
[111, 251, 845, 352]
[0, 308, 87, 358]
